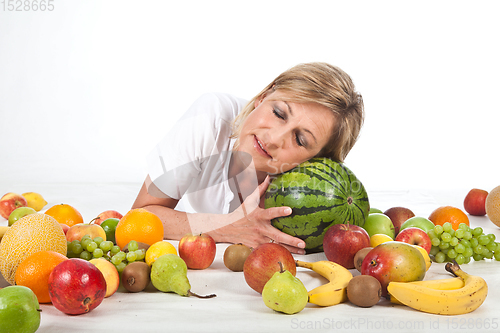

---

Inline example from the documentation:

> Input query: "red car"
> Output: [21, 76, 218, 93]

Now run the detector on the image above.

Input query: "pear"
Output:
[262, 262, 308, 314]
[0, 286, 41, 333]
[150, 254, 216, 298]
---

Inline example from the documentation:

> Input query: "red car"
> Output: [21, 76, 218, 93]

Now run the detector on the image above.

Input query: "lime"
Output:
[100, 218, 120, 245]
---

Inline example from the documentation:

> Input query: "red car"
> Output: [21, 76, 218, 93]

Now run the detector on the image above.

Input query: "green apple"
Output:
[362, 213, 395, 239]
[399, 216, 435, 233]
[0, 286, 41, 333]
[8, 206, 36, 226]
[369, 208, 383, 214]
[100, 218, 120, 244]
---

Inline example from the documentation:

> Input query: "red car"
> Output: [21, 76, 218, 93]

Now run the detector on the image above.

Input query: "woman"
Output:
[132, 62, 364, 254]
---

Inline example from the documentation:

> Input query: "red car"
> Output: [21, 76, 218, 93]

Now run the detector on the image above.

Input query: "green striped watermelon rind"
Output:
[264, 158, 370, 253]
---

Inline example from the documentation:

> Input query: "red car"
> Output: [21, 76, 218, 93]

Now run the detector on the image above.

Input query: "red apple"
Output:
[323, 224, 370, 269]
[48, 258, 107, 315]
[178, 233, 216, 269]
[66, 223, 106, 242]
[384, 206, 415, 236]
[464, 188, 488, 216]
[361, 241, 426, 297]
[92, 210, 123, 225]
[243, 243, 296, 294]
[395, 227, 432, 254]
[60, 223, 70, 235]
[0, 193, 28, 219]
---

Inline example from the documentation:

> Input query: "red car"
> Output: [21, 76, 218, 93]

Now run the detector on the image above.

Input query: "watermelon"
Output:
[264, 158, 370, 253]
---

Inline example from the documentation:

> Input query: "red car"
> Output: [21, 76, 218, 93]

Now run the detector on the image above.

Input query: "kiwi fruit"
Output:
[223, 243, 252, 272]
[353, 247, 373, 272]
[121, 261, 151, 292]
[347, 275, 381, 307]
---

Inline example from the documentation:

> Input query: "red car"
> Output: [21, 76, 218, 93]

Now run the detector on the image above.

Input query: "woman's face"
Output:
[237, 90, 336, 175]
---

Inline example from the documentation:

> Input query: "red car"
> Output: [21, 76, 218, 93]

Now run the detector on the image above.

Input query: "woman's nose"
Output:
[267, 126, 289, 149]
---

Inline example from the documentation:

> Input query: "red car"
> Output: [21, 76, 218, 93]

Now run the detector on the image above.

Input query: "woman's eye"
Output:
[273, 108, 285, 119]
[296, 134, 305, 147]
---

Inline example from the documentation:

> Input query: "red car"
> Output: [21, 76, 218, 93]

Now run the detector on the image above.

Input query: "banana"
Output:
[296, 260, 352, 307]
[388, 261, 487, 315]
[389, 277, 465, 304]
[0, 226, 9, 242]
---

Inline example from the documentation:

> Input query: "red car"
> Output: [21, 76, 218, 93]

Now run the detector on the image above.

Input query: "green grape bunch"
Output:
[66, 236, 146, 272]
[428, 222, 500, 264]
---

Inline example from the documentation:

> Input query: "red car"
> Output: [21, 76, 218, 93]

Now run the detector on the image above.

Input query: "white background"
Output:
[1, 0, 499, 196]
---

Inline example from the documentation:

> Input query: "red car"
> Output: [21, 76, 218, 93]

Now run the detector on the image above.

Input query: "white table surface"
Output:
[1, 182, 499, 333]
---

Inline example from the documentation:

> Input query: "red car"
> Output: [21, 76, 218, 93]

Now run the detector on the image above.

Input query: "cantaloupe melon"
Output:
[486, 185, 500, 227]
[0, 213, 67, 285]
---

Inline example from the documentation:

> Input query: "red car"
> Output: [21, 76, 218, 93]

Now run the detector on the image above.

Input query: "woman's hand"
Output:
[208, 175, 307, 255]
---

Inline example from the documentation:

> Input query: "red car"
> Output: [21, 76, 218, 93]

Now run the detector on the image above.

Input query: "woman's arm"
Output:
[132, 175, 307, 254]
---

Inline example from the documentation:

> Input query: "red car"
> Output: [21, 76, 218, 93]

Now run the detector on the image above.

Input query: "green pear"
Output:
[262, 262, 308, 314]
[150, 254, 215, 298]
[0, 286, 41, 333]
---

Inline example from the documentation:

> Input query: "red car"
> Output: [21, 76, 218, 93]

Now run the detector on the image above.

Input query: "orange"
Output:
[0, 213, 67, 285]
[44, 203, 84, 227]
[486, 185, 500, 227]
[428, 206, 469, 230]
[15, 250, 68, 303]
[115, 208, 164, 250]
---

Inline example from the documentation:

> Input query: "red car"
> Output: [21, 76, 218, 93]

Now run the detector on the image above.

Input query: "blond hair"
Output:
[231, 62, 364, 163]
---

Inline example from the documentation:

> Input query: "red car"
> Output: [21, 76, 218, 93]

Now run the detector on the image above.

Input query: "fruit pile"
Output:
[0, 183, 499, 331]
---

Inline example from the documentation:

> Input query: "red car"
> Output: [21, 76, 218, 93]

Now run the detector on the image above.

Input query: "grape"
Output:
[470, 238, 479, 248]
[93, 248, 104, 258]
[458, 223, 469, 230]
[111, 255, 122, 265]
[463, 231, 472, 240]
[87, 241, 98, 253]
[135, 249, 146, 261]
[433, 225, 444, 235]
[473, 245, 484, 254]
[435, 252, 446, 263]
[486, 243, 497, 252]
[473, 254, 483, 261]
[127, 240, 139, 252]
[115, 262, 127, 273]
[439, 242, 450, 250]
[494, 252, 500, 261]
[93, 237, 104, 246]
[455, 229, 465, 239]
[430, 246, 440, 256]
[447, 249, 457, 259]
[441, 232, 452, 242]
[442, 222, 453, 232]
[80, 250, 92, 261]
[463, 247, 473, 258]
[81, 238, 92, 250]
[99, 241, 113, 252]
[450, 237, 459, 247]
[431, 238, 441, 247]
[455, 243, 465, 254]
[484, 251, 494, 259]
[460, 239, 471, 248]
[472, 227, 483, 237]
[115, 251, 126, 262]
[428, 230, 438, 240]
[126, 251, 137, 262]
[455, 254, 466, 265]
[488, 234, 496, 242]
[110, 245, 121, 255]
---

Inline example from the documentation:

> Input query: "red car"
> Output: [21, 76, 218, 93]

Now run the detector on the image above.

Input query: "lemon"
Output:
[22, 192, 48, 212]
[145, 241, 177, 266]
[412, 245, 432, 271]
[370, 234, 393, 247]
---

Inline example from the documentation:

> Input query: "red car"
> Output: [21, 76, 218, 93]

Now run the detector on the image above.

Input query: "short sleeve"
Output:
[147, 92, 245, 200]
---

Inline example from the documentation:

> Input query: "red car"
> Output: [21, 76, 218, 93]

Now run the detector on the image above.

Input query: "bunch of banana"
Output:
[388, 261, 487, 315]
[296, 260, 352, 307]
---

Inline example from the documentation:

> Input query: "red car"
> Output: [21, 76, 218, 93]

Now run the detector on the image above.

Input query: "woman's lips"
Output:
[254, 135, 272, 158]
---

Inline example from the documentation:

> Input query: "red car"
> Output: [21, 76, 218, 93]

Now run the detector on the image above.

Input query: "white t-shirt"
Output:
[147, 92, 248, 214]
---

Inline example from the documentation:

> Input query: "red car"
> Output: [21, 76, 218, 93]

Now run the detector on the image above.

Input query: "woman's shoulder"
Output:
[188, 92, 248, 120]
